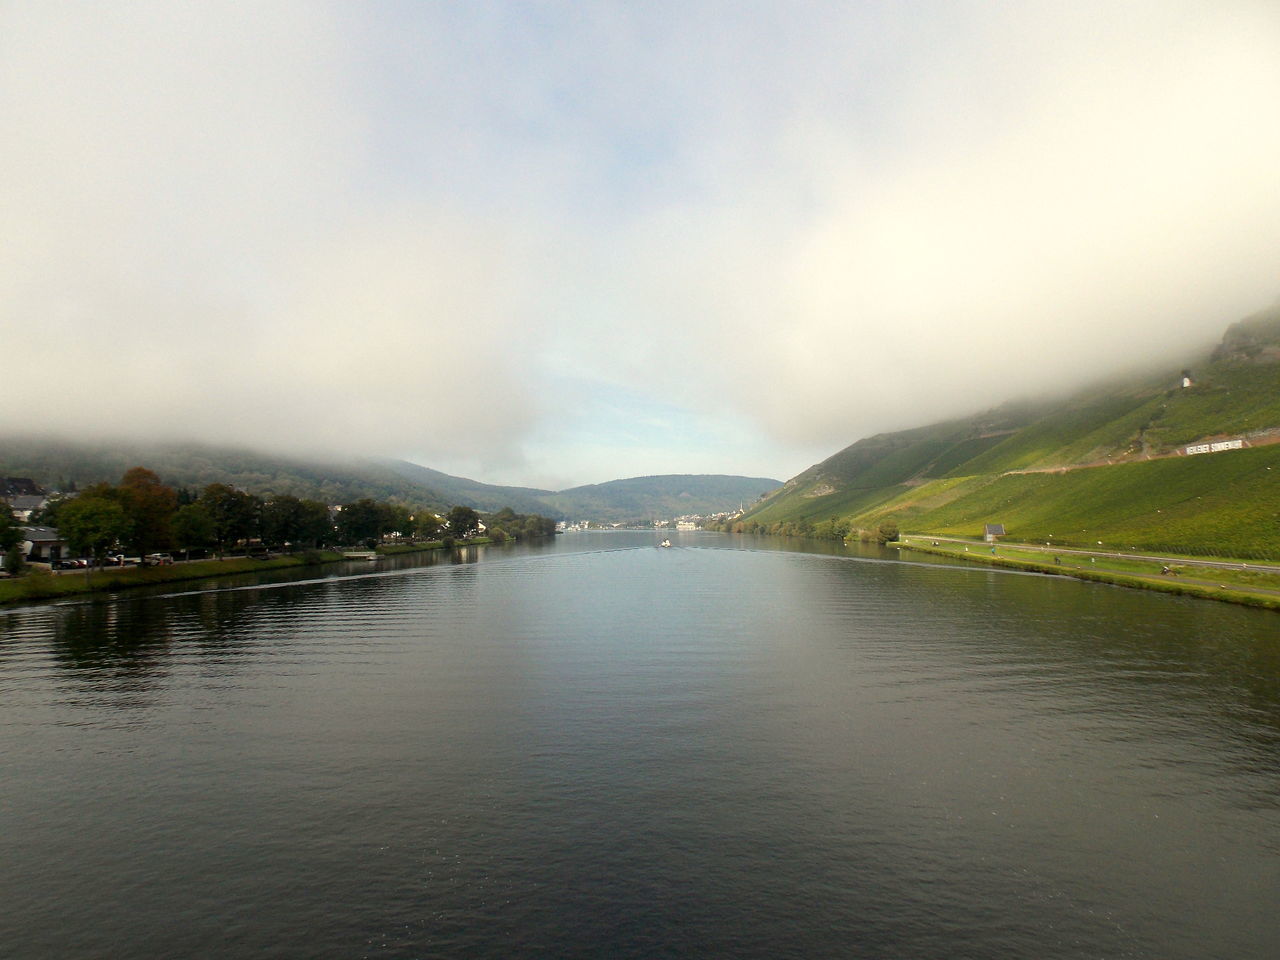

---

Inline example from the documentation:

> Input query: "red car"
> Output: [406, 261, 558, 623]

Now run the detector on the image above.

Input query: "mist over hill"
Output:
[0, 436, 780, 523]
[735, 304, 1280, 557]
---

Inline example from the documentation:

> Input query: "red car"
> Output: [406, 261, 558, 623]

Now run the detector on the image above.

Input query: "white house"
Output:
[19, 526, 69, 563]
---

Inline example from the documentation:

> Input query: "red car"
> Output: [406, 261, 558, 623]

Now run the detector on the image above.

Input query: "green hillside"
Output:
[739, 304, 1280, 557]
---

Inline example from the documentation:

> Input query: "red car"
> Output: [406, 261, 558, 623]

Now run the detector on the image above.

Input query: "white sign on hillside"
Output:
[1184, 438, 1244, 456]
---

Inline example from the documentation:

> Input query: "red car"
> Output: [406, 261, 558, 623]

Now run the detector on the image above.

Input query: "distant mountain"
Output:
[0, 436, 780, 522]
[543, 474, 782, 524]
[739, 303, 1280, 558]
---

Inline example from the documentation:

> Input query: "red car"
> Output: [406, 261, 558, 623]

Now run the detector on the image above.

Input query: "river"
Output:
[2, 531, 1277, 958]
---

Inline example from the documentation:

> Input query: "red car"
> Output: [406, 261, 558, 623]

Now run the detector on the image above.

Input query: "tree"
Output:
[446, 505, 480, 539]
[58, 496, 129, 566]
[27, 495, 69, 526]
[0, 500, 21, 552]
[337, 498, 382, 545]
[379, 503, 413, 540]
[262, 495, 305, 549]
[4, 544, 25, 577]
[171, 503, 216, 559]
[117, 467, 177, 561]
[876, 520, 900, 544]
[199, 484, 259, 557]
[414, 512, 445, 540]
[297, 500, 335, 548]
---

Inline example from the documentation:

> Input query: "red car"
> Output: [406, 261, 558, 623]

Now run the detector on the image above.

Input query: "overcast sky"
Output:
[3, 1, 1279, 489]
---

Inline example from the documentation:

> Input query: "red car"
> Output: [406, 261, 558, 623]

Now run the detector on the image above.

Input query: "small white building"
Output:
[19, 526, 69, 563]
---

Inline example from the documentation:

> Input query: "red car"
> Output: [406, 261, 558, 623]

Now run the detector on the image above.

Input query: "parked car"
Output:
[146, 553, 175, 566]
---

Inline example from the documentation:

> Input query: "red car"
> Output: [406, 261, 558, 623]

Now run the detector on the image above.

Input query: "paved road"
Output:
[902, 534, 1280, 575]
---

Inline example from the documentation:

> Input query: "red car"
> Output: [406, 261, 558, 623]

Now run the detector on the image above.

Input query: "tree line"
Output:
[700, 515, 900, 543]
[7, 467, 557, 568]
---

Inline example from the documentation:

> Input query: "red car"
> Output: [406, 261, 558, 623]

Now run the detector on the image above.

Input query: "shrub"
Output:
[3, 545, 24, 577]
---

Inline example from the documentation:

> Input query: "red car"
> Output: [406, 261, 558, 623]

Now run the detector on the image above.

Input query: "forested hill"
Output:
[0, 437, 780, 521]
[0, 438, 482, 512]
[542, 474, 782, 523]
[738, 303, 1280, 557]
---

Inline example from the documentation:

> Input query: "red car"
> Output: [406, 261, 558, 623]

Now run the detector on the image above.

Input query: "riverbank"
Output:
[0, 538, 496, 607]
[894, 536, 1280, 610]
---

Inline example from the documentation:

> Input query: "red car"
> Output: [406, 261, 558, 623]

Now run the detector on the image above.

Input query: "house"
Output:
[19, 526, 69, 563]
[983, 523, 1006, 543]
[7, 495, 48, 522]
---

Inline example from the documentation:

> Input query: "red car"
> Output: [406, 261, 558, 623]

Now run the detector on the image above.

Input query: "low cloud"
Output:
[4, 1, 1279, 484]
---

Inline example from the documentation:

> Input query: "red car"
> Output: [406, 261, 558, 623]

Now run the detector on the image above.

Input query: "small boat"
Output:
[659, 539, 672, 548]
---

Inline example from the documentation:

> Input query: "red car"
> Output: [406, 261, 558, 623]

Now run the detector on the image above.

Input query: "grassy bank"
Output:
[0, 552, 346, 606]
[374, 537, 492, 555]
[0, 537, 505, 607]
[895, 537, 1280, 611]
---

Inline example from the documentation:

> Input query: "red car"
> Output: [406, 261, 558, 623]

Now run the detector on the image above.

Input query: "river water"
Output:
[2, 531, 1277, 958]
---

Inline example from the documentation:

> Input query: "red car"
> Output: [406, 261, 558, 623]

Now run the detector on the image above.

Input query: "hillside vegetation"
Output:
[735, 304, 1280, 558]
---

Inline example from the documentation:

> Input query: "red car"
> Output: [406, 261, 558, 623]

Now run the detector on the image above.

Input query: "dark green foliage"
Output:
[199, 483, 260, 556]
[297, 500, 336, 548]
[482, 507, 556, 541]
[0, 501, 20, 551]
[262, 495, 307, 548]
[446, 505, 481, 539]
[171, 503, 215, 556]
[4, 544, 25, 576]
[117, 467, 177, 558]
[261, 495, 337, 549]
[337, 498, 384, 545]
[57, 495, 130, 563]
[414, 512, 445, 540]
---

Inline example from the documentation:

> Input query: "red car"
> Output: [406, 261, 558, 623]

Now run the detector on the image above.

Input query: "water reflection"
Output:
[50, 600, 177, 675]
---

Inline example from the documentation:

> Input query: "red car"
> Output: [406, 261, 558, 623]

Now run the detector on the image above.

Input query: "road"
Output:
[902, 534, 1280, 575]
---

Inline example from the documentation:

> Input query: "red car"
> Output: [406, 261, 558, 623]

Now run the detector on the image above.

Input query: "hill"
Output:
[738, 303, 1280, 558]
[0, 437, 467, 511]
[0, 436, 779, 522]
[543, 474, 782, 524]
[376, 459, 554, 515]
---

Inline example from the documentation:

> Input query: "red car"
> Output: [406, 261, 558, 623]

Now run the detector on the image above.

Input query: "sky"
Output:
[3, 0, 1279, 490]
